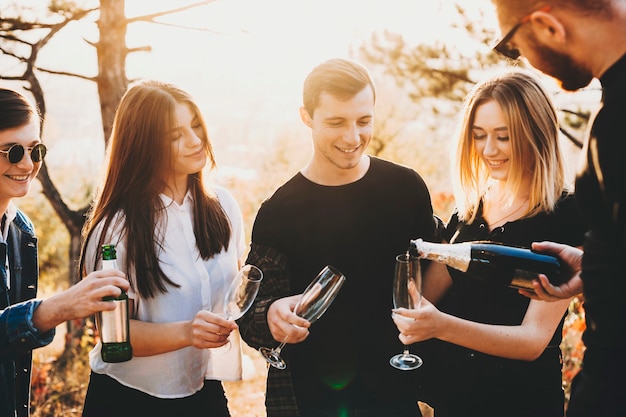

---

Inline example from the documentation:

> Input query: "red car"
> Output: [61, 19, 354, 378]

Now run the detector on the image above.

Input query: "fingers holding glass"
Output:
[259, 265, 346, 370]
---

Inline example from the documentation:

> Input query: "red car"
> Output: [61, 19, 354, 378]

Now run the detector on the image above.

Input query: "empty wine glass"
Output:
[224, 264, 263, 321]
[390, 253, 423, 371]
[259, 265, 346, 370]
[215, 264, 263, 352]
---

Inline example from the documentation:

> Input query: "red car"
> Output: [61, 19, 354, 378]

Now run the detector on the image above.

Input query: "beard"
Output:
[529, 39, 594, 91]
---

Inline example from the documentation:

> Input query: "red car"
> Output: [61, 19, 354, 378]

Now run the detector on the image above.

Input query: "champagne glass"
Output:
[215, 264, 263, 352]
[224, 264, 263, 321]
[259, 265, 346, 370]
[390, 253, 423, 370]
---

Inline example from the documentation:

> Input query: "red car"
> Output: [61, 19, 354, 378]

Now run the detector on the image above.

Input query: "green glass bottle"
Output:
[96, 244, 132, 362]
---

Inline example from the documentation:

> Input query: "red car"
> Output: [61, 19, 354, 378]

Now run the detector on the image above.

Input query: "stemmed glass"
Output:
[259, 265, 346, 370]
[223, 264, 263, 321]
[390, 253, 423, 371]
[216, 264, 263, 352]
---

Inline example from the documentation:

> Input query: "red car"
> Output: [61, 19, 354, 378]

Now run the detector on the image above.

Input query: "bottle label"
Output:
[510, 269, 541, 291]
[99, 299, 129, 343]
[411, 238, 471, 272]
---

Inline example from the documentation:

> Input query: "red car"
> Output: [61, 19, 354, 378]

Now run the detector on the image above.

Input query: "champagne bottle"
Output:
[96, 244, 132, 362]
[409, 238, 562, 291]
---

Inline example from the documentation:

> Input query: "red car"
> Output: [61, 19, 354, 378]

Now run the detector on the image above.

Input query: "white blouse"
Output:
[85, 185, 246, 398]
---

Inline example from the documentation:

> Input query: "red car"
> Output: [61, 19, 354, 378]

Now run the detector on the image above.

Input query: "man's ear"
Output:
[529, 10, 567, 45]
[300, 106, 312, 127]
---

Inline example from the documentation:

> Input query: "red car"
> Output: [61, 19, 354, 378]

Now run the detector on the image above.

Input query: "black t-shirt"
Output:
[420, 194, 587, 416]
[251, 156, 436, 409]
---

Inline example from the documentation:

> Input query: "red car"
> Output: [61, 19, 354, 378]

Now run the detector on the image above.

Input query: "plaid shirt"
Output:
[238, 159, 442, 416]
[238, 243, 300, 417]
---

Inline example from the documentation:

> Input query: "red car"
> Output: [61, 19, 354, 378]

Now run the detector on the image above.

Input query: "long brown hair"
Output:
[79, 79, 231, 298]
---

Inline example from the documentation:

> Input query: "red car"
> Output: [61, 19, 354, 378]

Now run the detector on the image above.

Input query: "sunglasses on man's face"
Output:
[492, 5, 552, 60]
[0, 143, 47, 164]
[493, 20, 526, 60]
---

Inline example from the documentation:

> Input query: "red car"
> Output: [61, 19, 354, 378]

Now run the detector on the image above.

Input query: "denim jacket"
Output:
[0, 209, 54, 417]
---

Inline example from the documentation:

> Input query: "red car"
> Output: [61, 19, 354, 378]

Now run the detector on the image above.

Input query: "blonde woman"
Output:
[393, 71, 587, 417]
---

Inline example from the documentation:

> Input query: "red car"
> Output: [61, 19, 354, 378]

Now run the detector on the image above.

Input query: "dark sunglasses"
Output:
[492, 5, 552, 60]
[0, 143, 47, 164]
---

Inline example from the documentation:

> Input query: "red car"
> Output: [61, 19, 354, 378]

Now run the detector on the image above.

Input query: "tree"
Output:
[0, 0, 219, 355]
[358, 4, 590, 152]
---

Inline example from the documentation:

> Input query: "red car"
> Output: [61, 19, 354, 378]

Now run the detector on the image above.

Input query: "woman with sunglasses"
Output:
[392, 71, 587, 417]
[0, 88, 130, 417]
[79, 79, 246, 417]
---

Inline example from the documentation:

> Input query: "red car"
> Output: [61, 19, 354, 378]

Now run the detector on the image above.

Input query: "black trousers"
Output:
[299, 400, 423, 417]
[82, 372, 230, 417]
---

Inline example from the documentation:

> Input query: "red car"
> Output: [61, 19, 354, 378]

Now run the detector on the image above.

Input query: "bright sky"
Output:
[0, 0, 599, 206]
[121, 0, 495, 122]
[2, 0, 500, 173]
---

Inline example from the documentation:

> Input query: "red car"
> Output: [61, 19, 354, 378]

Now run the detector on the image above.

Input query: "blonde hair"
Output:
[452, 71, 566, 223]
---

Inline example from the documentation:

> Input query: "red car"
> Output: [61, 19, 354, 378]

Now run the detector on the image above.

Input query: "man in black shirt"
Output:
[238, 58, 438, 417]
[488, 1, 626, 416]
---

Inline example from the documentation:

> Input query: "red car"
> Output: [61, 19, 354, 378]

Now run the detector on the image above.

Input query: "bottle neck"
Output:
[102, 258, 118, 271]
[410, 239, 471, 272]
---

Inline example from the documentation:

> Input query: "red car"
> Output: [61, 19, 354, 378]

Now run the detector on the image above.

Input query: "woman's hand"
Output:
[392, 296, 441, 345]
[189, 310, 237, 349]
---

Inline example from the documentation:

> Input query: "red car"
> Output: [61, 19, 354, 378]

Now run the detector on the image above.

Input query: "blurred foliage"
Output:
[561, 297, 586, 406]
[18, 183, 70, 291]
[31, 319, 95, 417]
[18, 167, 96, 291]
[2, 1, 595, 415]
[359, 6, 506, 120]
[358, 5, 593, 154]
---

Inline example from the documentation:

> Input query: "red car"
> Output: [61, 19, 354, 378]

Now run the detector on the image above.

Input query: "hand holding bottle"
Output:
[410, 239, 563, 292]
[71, 269, 130, 315]
[97, 244, 133, 362]
[523, 241, 584, 301]
[31, 269, 129, 334]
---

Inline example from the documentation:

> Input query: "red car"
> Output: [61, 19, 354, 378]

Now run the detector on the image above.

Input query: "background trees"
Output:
[1, 0, 219, 363]
[1, 1, 595, 414]
[0, 0, 217, 285]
